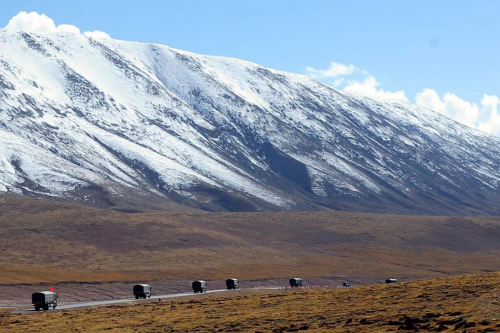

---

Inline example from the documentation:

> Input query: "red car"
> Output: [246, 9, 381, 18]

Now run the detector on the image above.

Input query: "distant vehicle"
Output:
[342, 282, 353, 287]
[289, 278, 303, 288]
[32, 291, 58, 311]
[386, 278, 400, 284]
[226, 278, 239, 290]
[133, 284, 152, 299]
[192, 280, 207, 293]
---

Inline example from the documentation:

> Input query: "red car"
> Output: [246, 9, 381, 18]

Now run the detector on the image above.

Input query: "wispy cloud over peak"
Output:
[3, 11, 110, 38]
[307, 61, 499, 136]
[306, 62, 356, 79]
[416, 89, 500, 136]
[306, 62, 408, 101]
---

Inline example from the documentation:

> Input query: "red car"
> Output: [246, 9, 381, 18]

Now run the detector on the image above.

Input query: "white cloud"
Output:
[83, 30, 111, 39]
[307, 61, 499, 136]
[306, 62, 408, 101]
[4, 11, 80, 34]
[416, 89, 500, 136]
[3, 11, 110, 38]
[415, 89, 477, 127]
[333, 78, 345, 87]
[478, 95, 500, 136]
[306, 62, 356, 79]
[344, 76, 408, 101]
[57, 23, 81, 34]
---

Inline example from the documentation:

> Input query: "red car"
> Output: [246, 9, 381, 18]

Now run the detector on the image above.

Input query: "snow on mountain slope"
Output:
[0, 29, 499, 214]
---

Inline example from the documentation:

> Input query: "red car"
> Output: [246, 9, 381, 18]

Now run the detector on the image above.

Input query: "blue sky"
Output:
[1, 0, 499, 135]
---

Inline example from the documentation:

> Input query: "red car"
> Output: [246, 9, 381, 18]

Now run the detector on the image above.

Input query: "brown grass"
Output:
[2, 272, 500, 332]
[1, 198, 500, 285]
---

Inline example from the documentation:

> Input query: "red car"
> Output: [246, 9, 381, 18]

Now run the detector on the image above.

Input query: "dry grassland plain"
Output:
[1, 198, 500, 285]
[1, 272, 500, 332]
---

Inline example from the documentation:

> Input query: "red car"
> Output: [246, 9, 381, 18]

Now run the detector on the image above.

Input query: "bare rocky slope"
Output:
[0, 29, 499, 214]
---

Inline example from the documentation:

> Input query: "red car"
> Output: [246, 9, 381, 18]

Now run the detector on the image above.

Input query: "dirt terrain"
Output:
[2, 198, 500, 330]
[2, 272, 500, 332]
[1, 198, 500, 286]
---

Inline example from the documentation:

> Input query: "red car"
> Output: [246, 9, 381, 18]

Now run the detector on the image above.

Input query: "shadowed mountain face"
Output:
[0, 30, 499, 214]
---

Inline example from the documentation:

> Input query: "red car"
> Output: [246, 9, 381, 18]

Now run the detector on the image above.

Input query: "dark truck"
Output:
[289, 278, 303, 288]
[133, 284, 152, 299]
[226, 278, 239, 290]
[32, 291, 58, 311]
[192, 280, 207, 293]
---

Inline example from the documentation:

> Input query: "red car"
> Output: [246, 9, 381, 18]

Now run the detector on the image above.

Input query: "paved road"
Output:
[12, 289, 229, 314]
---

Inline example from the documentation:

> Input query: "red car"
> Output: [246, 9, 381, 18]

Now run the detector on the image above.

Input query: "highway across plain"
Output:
[11, 289, 229, 314]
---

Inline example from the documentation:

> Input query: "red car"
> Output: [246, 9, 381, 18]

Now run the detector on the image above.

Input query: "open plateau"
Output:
[0, 26, 499, 333]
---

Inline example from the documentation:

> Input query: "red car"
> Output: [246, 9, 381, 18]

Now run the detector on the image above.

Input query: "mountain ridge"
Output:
[0, 29, 499, 214]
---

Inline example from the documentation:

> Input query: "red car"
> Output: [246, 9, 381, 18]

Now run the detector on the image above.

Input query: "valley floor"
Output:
[1, 272, 500, 332]
[2, 198, 500, 331]
[2, 198, 500, 285]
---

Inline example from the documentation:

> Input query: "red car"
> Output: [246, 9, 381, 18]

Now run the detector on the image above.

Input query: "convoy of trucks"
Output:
[28, 277, 394, 311]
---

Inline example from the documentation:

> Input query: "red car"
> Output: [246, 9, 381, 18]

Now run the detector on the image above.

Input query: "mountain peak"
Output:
[0, 31, 499, 214]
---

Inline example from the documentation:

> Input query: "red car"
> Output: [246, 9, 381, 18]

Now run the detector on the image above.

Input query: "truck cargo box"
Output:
[289, 278, 303, 287]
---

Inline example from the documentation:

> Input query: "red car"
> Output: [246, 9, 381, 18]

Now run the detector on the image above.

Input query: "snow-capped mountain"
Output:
[1, 29, 499, 214]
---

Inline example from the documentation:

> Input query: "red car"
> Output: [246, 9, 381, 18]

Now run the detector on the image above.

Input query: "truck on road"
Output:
[192, 280, 207, 293]
[133, 284, 152, 299]
[226, 278, 239, 290]
[32, 291, 58, 311]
